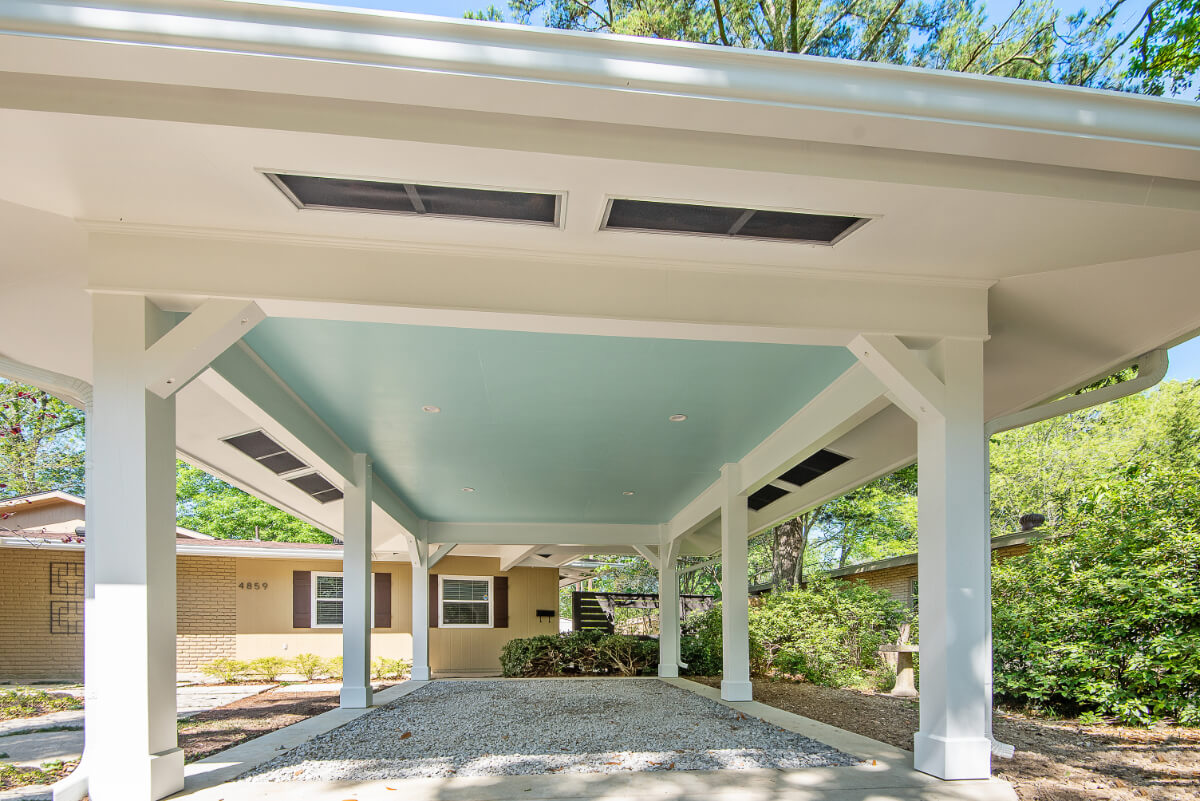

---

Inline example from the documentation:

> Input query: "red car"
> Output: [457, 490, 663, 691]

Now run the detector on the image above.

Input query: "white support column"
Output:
[409, 528, 431, 681]
[86, 295, 183, 801]
[341, 454, 373, 709]
[657, 531, 680, 679]
[851, 335, 991, 780]
[719, 463, 752, 701]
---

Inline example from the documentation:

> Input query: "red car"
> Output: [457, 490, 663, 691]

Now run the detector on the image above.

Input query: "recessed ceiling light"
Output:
[462, 487, 475, 493]
[622, 490, 636, 496]
[669, 413, 688, 422]
[422, 405, 441, 413]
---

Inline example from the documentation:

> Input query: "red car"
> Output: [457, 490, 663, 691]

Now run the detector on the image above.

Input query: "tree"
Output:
[0, 380, 85, 498]
[1125, 0, 1200, 97]
[176, 462, 334, 543]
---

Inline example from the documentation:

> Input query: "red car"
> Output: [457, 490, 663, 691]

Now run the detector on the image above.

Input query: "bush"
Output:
[248, 656, 290, 682]
[324, 656, 344, 680]
[291, 653, 325, 681]
[199, 658, 252, 684]
[0, 688, 82, 720]
[680, 607, 724, 676]
[500, 630, 658, 677]
[993, 465, 1200, 725]
[372, 657, 412, 680]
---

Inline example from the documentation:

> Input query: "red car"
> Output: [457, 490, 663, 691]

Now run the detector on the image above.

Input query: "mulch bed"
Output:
[178, 690, 342, 762]
[689, 676, 1200, 801]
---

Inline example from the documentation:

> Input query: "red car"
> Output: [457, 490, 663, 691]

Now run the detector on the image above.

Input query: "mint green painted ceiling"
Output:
[243, 320, 855, 523]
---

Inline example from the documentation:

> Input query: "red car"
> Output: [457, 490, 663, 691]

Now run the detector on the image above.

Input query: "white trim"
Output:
[309, 570, 376, 629]
[438, 574, 493, 629]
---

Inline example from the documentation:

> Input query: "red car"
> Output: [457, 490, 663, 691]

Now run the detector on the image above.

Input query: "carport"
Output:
[0, 1, 1198, 799]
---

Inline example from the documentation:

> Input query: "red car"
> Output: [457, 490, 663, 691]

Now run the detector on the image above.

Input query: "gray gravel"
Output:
[247, 679, 860, 780]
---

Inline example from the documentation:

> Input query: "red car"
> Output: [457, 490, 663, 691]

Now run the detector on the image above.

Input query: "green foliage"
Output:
[0, 688, 82, 721]
[0, 381, 85, 499]
[499, 630, 657, 676]
[681, 606, 724, 675]
[248, 656, 290, 682]
[1127, 0, 1200, 98]
[290, 653, 325, 681]
[325, 656, 344, 680]
[993, 462, 1200, 725]
[371, 657, 412, 680]
[199, 658, 252, 684]
[176, 461, 333, 543]
[0, 759, 74, 791]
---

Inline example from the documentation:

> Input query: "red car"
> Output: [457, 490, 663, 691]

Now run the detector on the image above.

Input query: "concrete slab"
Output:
[0, 710, 83, 737]
[0, 729, 82, 767]
[177, 684, 277, 718]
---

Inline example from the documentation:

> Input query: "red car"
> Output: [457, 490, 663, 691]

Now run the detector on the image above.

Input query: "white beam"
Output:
[427, 542, 456, 568]
[719, 463, 752, 702]
[632, 544, 659, 568]
[409, 523, 431, 682]
[657, 531, 681, 679]
[498, 544, 543, 571]
[143, 298, 264, 398]
[666, 478, 722, 543]
[849, 334, 947, 421]
[427, 522, 660, 546]
[340, 454, 373, 710]
[371, 478, 421, 540]
[738, 363, 890, 495]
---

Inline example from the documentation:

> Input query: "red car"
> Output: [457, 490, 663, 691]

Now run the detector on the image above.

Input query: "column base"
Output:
[913, 732, 991, 780]
[720, 680, 753, 701]
[410, 665, 431, 681]
[657, 663, 679, 678]
[89, 747, 184, 801]
[340, 685, 373, 709]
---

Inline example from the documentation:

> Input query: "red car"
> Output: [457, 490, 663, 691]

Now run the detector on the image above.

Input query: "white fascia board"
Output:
[2, 1, 1198, 179]
[427, 522, 660, 546]
[737, 363, 891, 495]
[89, 232, 991, 345]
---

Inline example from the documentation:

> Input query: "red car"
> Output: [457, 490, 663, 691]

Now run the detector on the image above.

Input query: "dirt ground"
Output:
[690, 677, 1200, 801]
[178, 689, 342, 762]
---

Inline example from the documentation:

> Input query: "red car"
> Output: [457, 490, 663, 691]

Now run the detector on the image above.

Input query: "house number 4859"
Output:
[238, 582, 268, 590]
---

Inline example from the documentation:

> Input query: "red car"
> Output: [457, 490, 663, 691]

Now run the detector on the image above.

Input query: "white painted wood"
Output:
[850, 334, 947, 421]
[427, 542, 456, 568]
[371, 478, 422, 541]
[427, 521, 660, 545]
[85, 294, 184, 800]
[657, 531, 681, 679]
[666, 477, 722, 543]
[340, 454, 373, 709]
[0, 355, 91, 409]
[719, 463, 752, 702]
[498, 544, 543, 572]
[632, 544, 659, 569]
[144, 298, 264, 398]
[410, 524, 431, 681]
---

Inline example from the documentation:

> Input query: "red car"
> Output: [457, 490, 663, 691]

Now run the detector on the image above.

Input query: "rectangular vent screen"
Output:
[287, 472, 343, 503]
[268, 173, 559, 225]
[603, 198, 864, 244]
[223, 430, 308, 475]
[746, 449, 851, 511]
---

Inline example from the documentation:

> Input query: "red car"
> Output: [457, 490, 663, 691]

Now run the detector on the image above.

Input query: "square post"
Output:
[912, 339, 991, 779]
[657, 532, 680, 678]
[409, 528, 431, 681]
[85, 294, 183, 800]
[341, 453, 373, 709]
[719, 463, 752, 701]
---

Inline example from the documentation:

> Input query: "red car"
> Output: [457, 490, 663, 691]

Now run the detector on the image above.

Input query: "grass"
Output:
[0, 759, 76, 790]
[0, 689, 82, 721]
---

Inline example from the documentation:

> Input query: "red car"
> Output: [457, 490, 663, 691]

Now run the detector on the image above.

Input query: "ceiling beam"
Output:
[849, 334, 946, 422]
[498, 545, 544, 571]
[427, 542, 456, 568]
[143, 298, 265, 398]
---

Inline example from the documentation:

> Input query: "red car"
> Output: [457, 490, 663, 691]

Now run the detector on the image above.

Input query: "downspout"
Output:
[981, 349, 1167, 758]
[0, 356, 95, 801]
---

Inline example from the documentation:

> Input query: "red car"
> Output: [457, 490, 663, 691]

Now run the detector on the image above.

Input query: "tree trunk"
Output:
[772, 513, 810, 590]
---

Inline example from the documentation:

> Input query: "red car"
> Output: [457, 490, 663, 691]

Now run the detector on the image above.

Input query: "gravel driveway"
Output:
[247, 679, 859, 781]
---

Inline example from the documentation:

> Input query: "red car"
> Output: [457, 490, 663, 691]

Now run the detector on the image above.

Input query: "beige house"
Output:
[0, 492, 559, 680]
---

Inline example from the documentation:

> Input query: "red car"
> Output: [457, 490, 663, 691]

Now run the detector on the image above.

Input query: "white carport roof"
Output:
[1, 0, 1199, 565]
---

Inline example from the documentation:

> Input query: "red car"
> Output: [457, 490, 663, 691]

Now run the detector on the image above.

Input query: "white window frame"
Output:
[310, 571, 375, 629]
[438, 574, 494, 629]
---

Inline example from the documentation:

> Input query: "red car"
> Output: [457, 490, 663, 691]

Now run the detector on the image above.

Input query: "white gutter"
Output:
[0, 355, 91, 408]
[981, 348, 1167, 758]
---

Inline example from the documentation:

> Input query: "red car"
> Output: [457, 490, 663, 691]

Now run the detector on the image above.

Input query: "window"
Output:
[310, 572, 374, 628]
[909, 578, 919, 611]
[439, 575, 493, 628]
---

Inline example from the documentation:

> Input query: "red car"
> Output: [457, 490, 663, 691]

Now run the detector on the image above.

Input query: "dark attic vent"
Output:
[286, 472, 344, 504]
[602, 198, 866, 244]
[223, 430, 307, 475]
[747, 449, 852, 511]
[266, 173, 560, 226]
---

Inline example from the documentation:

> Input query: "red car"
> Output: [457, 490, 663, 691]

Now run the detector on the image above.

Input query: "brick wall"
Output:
[831, 542, 1033, 607]
[176, 555, 236, 672]
[0, 549, 84, 680]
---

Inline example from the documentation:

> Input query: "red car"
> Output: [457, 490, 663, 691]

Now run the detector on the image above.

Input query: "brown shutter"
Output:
[292, 571, 311, 628]
[494, 576, 509, 628]
[429, 573, 439, 628]
[373, 572, 391, 629]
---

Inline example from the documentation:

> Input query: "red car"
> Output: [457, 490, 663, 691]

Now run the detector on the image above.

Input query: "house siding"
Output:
[831, 543, 1032, 605]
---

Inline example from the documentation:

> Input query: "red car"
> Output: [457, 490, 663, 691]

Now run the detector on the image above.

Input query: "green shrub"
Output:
[248, 656, 290, 682]
[324, 656, 344, 680]
[680, 607, 723, 676]
[993, 465, 1200, 725]
[372, 657, 412, 680]
[0, 688, 82, 721]
[500, 630, 658, 677]
[199, 658, 252, 684]
[290, 653, 325, 681]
